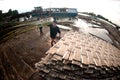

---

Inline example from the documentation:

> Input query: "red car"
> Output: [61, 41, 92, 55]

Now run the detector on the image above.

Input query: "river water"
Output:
[57, 18, 113, 43]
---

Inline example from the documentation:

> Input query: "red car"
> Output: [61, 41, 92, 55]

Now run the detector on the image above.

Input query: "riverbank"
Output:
[0, 16, 120, 80]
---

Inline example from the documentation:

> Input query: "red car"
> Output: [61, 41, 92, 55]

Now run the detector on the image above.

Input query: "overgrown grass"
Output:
[0, 21, 33, 31]
[0, 25, 35, 43]
[41, 22, 51, 26]
[0, 22, 22, 32]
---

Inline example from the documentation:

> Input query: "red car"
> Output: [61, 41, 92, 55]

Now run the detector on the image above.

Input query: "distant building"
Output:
[32, 6, 48, 18]
[46, 8, 78, 21]
[34, 6, 43, 12]
[31, 7, 78, 21]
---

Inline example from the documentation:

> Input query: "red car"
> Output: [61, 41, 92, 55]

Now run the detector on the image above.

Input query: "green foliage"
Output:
[13, 10, 19, 15]
[81, 12, 96, 16]
[81, 12, 120, 29]
[0, 10, 2, 21]
[42, 22, 51, 26]
[0, 9, 19, 22]
[89, 12, 96, 16]
[7, 9, 13, 16]
[0, 10, 2, 15]
[97, 15, 109, 21]
[6, 9, 19, 17]
[0, 22, 20, 30]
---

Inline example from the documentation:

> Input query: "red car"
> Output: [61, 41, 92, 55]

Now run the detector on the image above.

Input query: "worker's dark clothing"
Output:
[48, 24, 61, 39]
[38, 24, 43, 34]
[39, 27, 43, 34]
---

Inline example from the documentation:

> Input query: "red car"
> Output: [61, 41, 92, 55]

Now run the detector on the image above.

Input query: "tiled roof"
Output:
[35, 31, 120, 79]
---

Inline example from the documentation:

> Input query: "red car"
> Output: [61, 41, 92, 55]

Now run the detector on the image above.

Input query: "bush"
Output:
[0, 22, 20, 31]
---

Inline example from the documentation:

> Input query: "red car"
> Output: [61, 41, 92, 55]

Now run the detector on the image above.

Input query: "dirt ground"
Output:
[0, 26, 68, 69]
[0, 17, 120, 80]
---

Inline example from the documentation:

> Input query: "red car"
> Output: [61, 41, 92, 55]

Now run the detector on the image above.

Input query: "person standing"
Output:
[37, 23, 43, 35]
[48, 21, 61, 46]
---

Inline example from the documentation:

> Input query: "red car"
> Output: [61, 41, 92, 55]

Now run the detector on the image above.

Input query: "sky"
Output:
[0, 0, 120, 26]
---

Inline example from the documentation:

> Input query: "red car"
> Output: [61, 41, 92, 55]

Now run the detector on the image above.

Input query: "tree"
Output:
[13, 10, 19, 15]
[0, 10, 2, 21]
[97, 15, 108, 21]
[7, 9, 13, 16]
[89, 12, 96, 16]
[0, 10, 2, 15]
